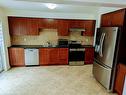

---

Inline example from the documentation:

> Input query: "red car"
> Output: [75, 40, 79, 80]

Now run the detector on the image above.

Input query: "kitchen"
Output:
[0, 0, 126, 95]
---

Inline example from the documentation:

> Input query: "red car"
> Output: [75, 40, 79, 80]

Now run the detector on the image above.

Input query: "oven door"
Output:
[69, 48, 85, 65]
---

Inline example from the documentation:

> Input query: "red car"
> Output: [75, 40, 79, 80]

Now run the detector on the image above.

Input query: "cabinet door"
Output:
[48, 48, 59, 64]
[8, 17, 39, 36]
[114, 63, 126, 95]
[83, 20, 95, 36]
[58, 20, 69, 36]
[39, 48, 59, 65]
[100, 14, 111, 27]
[69, 20, 85, 28]
[59, 48, 68, 65]
[111, 9, 125, 26]
[8, 48, 25, 67]
[38, 18, 58, 29]
[8, 17, 28, 35]
[39, 48, 49, 65]
[85, 47, 94, 64]
[27, 18, 39, 35]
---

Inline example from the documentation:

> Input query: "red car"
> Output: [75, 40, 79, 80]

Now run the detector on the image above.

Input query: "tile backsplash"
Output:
[11, 29, 58, 45]
[11, 29, 94, 45]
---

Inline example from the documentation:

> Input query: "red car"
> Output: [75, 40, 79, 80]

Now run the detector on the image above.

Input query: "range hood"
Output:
[69, 28, 85, 32]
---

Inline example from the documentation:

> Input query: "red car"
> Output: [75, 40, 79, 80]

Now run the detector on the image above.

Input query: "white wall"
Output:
[0, 8, 11, 71]
[6, 9, 97, 20]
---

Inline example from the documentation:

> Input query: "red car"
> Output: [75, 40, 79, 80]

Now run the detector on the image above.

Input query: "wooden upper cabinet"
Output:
[83, 20, 96, 36]
[38, 18, 58, 29]
[69, 20, 85, 28]
[8, 17, 39, 36]
[111, 9, 125, 26]
[101, 9, 125, 27]
[101, 14, 111, 27]
[69, 20, 95, 36]
[58, 20, 69, 36]
[8, 17, 28, 35]
[27, 18, 39, 35]
[8, 48, 25, 67]
[114, 63, 126, 95]
[8, 17, 96, 36]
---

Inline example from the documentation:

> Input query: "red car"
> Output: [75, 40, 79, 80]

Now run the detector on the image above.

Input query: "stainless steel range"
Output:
[69, 41, 85, 65]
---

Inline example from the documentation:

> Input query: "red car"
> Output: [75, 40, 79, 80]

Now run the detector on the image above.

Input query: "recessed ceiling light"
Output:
[45, 3, 57, 9]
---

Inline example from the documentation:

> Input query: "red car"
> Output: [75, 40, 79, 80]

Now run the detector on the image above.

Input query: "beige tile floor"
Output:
[0, 65, 117, 95]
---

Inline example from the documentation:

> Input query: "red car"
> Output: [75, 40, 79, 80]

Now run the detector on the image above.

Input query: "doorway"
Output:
[0, 49, 3, 72]
[0, 22, 4, 72]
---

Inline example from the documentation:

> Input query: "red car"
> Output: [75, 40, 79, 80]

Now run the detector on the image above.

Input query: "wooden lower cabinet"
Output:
[39, 48, 68, 65]
[114, 63, 126, 95]
[8, 48, 25, 67]
[39, 48, 49, 65]
[84, 47, 94, 64]
[59, 48, 68, 65]
[48, 48, 59, 64]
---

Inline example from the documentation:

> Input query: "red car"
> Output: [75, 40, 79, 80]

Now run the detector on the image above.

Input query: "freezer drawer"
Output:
[93, 61, 112, 90]
[25, 49, 39, 66]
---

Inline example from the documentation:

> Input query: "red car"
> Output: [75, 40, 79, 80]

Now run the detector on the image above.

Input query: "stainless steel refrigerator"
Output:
[93, 27, 121, 91]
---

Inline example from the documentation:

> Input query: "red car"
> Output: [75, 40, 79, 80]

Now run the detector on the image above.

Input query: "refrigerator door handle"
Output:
[99, 33, 106, 57]
[98, 33, 103, 56]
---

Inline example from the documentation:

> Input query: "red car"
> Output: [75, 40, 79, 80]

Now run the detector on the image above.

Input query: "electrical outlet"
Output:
[86, 38, 89, 42]
[24, 38, 26, 41]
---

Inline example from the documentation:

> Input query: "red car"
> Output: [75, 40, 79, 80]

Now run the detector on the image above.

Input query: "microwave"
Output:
[58, 39, 68, 46]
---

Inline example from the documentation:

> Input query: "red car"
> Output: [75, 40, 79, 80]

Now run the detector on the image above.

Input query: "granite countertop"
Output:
[9, 45, 94, 48]
[9, 45, 69, 48]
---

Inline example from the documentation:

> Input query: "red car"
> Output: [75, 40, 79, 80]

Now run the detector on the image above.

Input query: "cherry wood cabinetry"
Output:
[8, 48, 25, 67]
[8, 17, 95, 36]
[114, 63, 126, 95]
[101, 9, 125, 27]
[69, 20, 85, 28]
[59, 48, 68, 65]
[39, 48, 68, 65]
[38, 18, 58, 29]
[85, 47, 94, 64]
[48, 48, 59, 64]
[69, 20, 95, 36]
[58, 20, 69, 36]
[39, 48, 49, 65]
[8, 17, 28, 35]
[27, 18, 39, 35]
[101, 13, 111, 27]
[8, 17, 39, 35]
[83, 20, 96, 36]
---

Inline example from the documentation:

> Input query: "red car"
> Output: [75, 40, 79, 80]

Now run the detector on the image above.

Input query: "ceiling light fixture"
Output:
[45, 3, 57, 9]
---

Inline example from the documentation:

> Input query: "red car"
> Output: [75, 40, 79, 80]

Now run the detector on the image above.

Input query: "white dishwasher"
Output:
[25, 49, 39, 66]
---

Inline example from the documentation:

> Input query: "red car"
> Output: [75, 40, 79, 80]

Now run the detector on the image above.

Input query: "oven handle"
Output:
[69, 48, 85, 51]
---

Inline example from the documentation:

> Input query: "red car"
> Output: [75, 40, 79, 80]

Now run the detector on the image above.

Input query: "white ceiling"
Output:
[0, 0, 125, 13]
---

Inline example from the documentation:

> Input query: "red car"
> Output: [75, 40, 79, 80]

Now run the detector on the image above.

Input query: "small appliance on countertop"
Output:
[58, 39, 69, 47]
